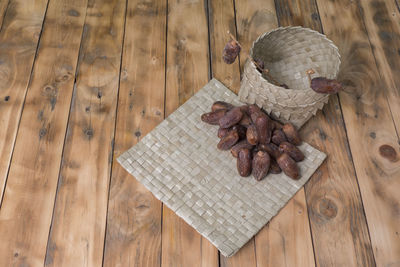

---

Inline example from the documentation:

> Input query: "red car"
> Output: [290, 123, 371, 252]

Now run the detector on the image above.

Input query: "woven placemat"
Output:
[118, 78, 326, 257]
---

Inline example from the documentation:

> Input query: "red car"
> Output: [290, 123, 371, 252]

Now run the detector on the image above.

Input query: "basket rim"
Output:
[248, 26, 341, 93]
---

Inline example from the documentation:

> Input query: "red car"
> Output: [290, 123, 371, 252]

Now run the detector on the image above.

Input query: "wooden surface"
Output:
[0, 0, 398, 266]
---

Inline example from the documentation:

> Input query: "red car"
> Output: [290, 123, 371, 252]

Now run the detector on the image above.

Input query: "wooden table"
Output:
[0, 0, 399, 266]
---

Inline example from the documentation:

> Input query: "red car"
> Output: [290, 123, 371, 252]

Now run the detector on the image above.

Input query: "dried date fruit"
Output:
[271, 129, 287, 145]
[237, 148, 252, 177]
[211, 101, 234, 112]
[232, 125, 247, 139]
[252, 151, 270, 181]
[246, 124, 259, 145]
[248, 104, 264, 123]
[254, 58, 265, 72]
[239, 113, 252, 127]
[231, 140, 254, 158]
[269, 158, 282, 174]
[255, 115, 272, 144]
[217, 129, 239, 150]
[282, 123, 301, 145]
[201, 109, 227, 125]
[272, 120, 283, 130]
[279, 142, 305, 162]
[223, 39, 241, 64]
[311, 77, 343, 94]
[239, 105, 249, 114]
[218, 127, 229, 138]
[219, 107, 243, 128]
[258, 143, 281, 159]
[277, 153, 299, 179]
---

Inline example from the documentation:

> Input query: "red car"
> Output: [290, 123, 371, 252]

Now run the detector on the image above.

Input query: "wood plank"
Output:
[359, 0, 400, 137]
[234, 1, 316, 266]
[0, 0, 88, 265]
[162, 0, 218, 266]
[44, 0, 126, 266]
[0, 0, 48, 203]
[102, 0, 167, 266]
[274, 0, 376, 266]
[315, 0, 400, 265]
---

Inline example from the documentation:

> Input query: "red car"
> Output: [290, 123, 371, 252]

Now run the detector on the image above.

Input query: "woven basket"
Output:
[238, 26, 341, 128]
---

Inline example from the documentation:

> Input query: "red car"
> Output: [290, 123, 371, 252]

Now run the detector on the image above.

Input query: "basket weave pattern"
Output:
[118, 79, 326, 257]
[239, 27, 340, 128]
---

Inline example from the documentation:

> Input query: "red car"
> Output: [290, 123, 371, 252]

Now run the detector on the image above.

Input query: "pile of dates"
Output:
[201, 102, 304, 181]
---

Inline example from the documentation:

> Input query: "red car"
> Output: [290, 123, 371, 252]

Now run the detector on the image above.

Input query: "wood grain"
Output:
[359, 0, 400, 136]
[44, 0, 126, 266]
[234, 1, 316, 266]
[102, 0, 167, 266]
[275, 0, 376, 266]
[0, 0, 9, 29]
[0, 0, 88, 265]
[316, 0, 400, 265]
[0, 0, 48, 203]
[162, 0, 218, 266]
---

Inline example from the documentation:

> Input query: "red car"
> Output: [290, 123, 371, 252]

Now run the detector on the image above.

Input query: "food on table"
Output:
[202, 102, 304, 180]
[222, 32, 241, 64]
[311, 77, 343, 94]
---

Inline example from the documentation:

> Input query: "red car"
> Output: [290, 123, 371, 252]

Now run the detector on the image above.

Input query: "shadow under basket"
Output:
[238, 26, 341, 128]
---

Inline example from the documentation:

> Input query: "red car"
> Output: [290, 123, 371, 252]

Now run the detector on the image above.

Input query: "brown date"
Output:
[201, 109, 227, 125]
[219, 107, 243, 129]
[282, 123, 301, 145]
[232, 125, 247, 139]
[231, 140, 254, 158]
[248, 104, 264, 123]
[311, 77, 343, 94]
[217, 127, 229, 138]
[217, 129, 239, 150]
[237, 148, 252, 177]
[271, 129, 287, 145]
[246, 124, 259, 145]
[279, 142, 305, 162]
[252, 151, 270, 181]
[277, 153, 299, 179]
[255, 115, 272, 144]
[223, 39, 241, 64]
[211, 101, 234, 112]
[239, 105, 249, 114]
[239, 114, 252, 127]
[269, 158, 282, 174]
[254, 58, 265, 72]
[258, 143, 281, 159]
[272, 120, 283, 130]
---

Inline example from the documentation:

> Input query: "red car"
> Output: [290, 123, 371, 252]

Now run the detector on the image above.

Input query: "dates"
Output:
[246, 124, 259, 145]
[279, 142, 305, 162]
[217, 129, 239, 150]
[219, 107, 243, 129]
[311, 77, 343, 94]
[201, 102, 304, 180]
[212, 101, 234, 112]
[237, 148, 252, 177]
[223, 39, 241, 64]
[255, 115, 272, 144]
[231, 140, 254, 158]
[201, 109, 227, 125]
[252, 151, 270, 181]
[277, 153, 299, 179]
[282, 123, 301, 145]
[271, 129, 287, 145]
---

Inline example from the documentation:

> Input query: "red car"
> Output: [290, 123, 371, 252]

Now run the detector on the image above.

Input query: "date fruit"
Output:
[232, 125, 247, 139]
[217, 129, 239, 150]
[248, 104, 264, 123]
[201, 109, 227, 125]
[279, 142, 304, 162]
[252, 151, 270, 181]
[212, 101, 234, 112]
[277, 153, 299, 179]
[219, 107, 243, 129]
[239, 114, 252, 127]
[271, 129, 287, 145]
[282, 123, 301, 145]
[269, 158, 282, 174]
[223, 39, 241, 64]
[246, 124, 259, 145]
[231, 140, 254, 158]
[258, 143, 281, 159]
[237, 148, 252, 177]
[218, 127, 229, 138]
[255, 115, 272, 144]
[311, 77, 343, 94]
